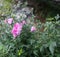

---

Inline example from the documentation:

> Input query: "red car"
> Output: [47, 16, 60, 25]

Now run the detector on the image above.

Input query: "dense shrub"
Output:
[0, 13, 60, 57]
[0, 0, 60, 57]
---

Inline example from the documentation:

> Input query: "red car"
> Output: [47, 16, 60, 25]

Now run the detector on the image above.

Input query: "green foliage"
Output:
[0, 0, 12, 17]
[0, 0, 60, 57]
[0, 14, 60, 57]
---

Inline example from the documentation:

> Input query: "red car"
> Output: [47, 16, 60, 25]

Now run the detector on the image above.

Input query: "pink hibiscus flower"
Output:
[31, 26, 36, 32]
[4, 18, 13, 24]
[22, 20, 26, 25]
[11, 23, 23, 38]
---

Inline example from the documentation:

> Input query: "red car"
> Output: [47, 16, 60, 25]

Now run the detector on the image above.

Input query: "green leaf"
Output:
[40, 46, 44, 52]
[0, 43, 4, 50]
[0, 45, 3, 50]
[33, 50, 38, 56]
[49, 41, 56, 55]
[18, 48, 23, 56]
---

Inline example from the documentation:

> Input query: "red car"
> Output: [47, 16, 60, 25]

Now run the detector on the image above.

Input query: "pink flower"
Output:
[31, 26, 36, 32]
[22, 20, 26, 25]
[7, 18, 13, 24]
[11, 23, 23, 38]
[4, 18, 13, 24]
